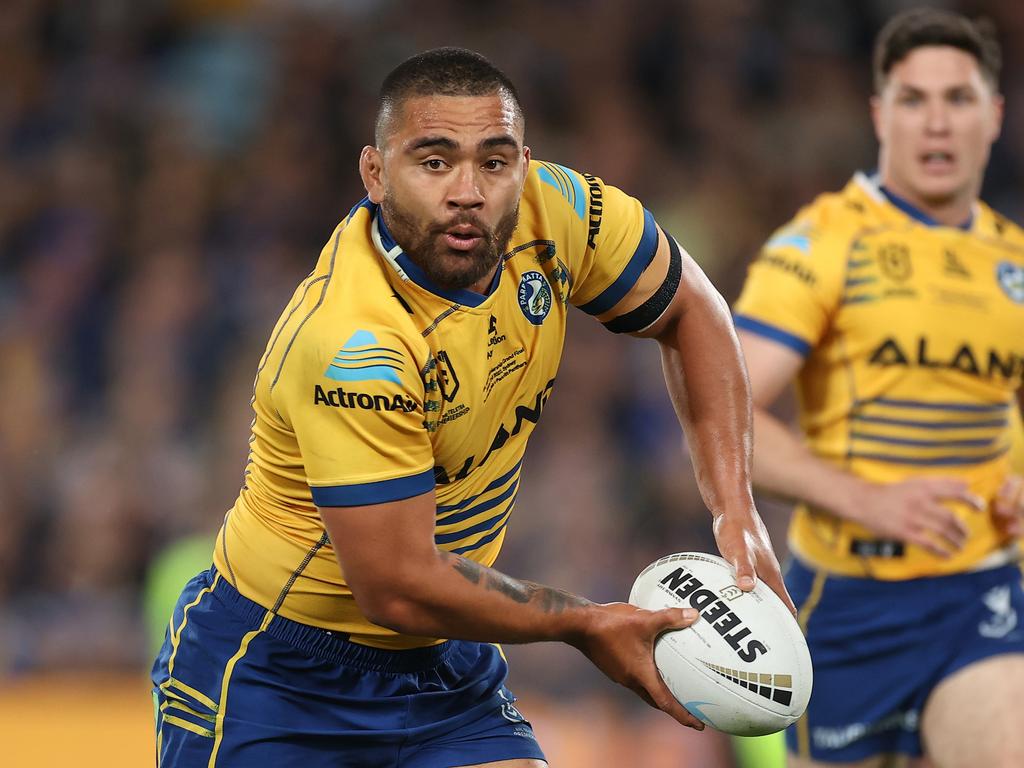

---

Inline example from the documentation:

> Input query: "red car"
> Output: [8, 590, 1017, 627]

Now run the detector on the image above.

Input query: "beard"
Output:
[381, 197, 519, 292]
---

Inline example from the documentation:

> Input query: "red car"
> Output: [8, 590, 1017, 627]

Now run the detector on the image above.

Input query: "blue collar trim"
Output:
[376, 207, 499, 307]
[877, 183, 973, 231]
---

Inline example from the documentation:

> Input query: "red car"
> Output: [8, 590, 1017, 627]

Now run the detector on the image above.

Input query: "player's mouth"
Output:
[920, 150, 955, 173]
[443, 224, 485, 251]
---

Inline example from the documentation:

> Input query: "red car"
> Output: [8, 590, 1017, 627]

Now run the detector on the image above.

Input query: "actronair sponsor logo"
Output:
[325, 330, 403, 384]
[700, 661, 793, 707]
[659, 567, 767, 662]
[313, 384, 416, 413]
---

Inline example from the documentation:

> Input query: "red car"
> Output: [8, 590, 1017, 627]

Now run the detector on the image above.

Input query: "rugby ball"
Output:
[629, 552, 811, 736]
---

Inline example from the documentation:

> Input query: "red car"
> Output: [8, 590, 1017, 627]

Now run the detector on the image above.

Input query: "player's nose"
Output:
[446, 165, 485, 209]
[924, 100, 952, 134]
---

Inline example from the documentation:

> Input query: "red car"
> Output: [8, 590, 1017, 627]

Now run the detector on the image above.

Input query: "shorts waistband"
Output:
[208, 569, 455, 673]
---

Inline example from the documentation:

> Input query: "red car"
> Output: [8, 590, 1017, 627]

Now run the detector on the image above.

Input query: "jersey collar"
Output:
[370, 205, 501, 308]
[860, 171, 975, 231]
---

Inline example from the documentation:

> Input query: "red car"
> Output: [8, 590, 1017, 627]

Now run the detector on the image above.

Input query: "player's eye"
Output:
[948, 90, 976, 105]
[898, 92, 922, 106]
[482, 159, 507, 171]
[422, 158, 448, 171]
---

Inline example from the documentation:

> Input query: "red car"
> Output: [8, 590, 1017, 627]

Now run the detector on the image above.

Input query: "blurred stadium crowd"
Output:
[1, 0, 1022, 699]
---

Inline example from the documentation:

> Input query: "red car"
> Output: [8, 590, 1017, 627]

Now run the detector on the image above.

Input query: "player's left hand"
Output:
[713, 507, 797, 618]
[993, 474, 1024, 537]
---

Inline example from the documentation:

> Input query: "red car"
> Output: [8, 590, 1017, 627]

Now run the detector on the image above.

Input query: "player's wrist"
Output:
[560, 602, 615, 650]
[825, 475, 876, 522]
[706, 491, 758, 520]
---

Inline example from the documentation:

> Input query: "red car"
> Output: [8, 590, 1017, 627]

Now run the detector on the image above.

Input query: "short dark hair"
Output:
[374, 47, 524, 145]
[873, 8, 1001, 93]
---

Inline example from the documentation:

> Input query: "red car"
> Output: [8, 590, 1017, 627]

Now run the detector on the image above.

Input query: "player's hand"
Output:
[572, 602, 705, 730]
[713, 506, 796, 617]
[852, 477, 984, 557]
[993, 474, 1024, 537]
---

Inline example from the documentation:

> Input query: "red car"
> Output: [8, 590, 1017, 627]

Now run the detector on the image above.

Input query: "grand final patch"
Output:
[517, 271, 552, 325]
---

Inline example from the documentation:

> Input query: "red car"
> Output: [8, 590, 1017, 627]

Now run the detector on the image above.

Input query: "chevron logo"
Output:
[325, 330, 403, 384]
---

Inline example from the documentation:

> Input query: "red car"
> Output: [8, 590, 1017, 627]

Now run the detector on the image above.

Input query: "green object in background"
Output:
[143, 534, 216, 659]
[732, 732, 787, 768]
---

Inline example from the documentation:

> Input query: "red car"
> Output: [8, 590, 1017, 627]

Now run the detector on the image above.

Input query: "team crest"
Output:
[517, 270, 552, 325]
[996, 261, 1024, 304]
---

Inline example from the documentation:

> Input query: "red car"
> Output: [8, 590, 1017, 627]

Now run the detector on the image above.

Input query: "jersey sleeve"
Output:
[273, 325, 435, 507]
[733, 216, 847, 357]
[532, 162, 678, 334]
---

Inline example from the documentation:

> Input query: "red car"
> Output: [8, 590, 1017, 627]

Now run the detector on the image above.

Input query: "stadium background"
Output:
[1, 1, 1021, 765]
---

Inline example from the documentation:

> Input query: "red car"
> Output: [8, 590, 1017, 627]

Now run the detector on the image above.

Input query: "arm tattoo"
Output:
[445, 552, 591, 613]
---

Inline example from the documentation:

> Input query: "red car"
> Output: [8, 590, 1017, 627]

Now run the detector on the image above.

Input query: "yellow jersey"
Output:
[735, 172, 1024, 579]
[213, 160, 678, 647]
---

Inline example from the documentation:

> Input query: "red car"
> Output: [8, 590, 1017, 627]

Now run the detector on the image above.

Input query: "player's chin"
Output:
[912, 173, 964, 203]
[436, 250, 498, 287]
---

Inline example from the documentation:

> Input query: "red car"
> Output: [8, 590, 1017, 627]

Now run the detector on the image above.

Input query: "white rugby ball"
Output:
[629, 552, 812, 736]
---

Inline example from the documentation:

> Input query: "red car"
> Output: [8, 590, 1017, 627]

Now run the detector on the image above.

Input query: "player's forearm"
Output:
[356, 550, 598, 646]
[751, 404, 866, 519]
[657, 276, 757, 518]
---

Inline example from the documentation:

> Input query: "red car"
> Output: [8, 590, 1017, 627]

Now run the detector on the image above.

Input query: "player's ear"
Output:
[522, 145, 531, 172]
[360, 146, 385, 204]
[869, 95, 884, 144]
[989, 93, 1005, 143]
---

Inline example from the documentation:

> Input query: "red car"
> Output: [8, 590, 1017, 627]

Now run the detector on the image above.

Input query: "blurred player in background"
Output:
[152, 47, 791, 767]
[734, 8, 1024, 768]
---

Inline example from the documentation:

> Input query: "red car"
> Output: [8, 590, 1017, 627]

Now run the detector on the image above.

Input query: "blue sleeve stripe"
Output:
[310, 467, 435, 507]
[732, 314, 812, 357]
[578, 208, 658, 316]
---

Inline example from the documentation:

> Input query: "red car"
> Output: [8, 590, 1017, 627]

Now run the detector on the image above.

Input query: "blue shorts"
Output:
[785, 557, 1024, 762]
[152, 569, 545, 767]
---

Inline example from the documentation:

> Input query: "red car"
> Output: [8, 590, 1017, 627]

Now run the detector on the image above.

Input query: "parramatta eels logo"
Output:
[517, 270, 552, 325]
[996, 261, 1024, 304]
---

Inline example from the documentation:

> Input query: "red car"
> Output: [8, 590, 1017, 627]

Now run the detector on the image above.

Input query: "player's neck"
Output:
[878, 177, 976, 228]
[466, 266, 501, 296]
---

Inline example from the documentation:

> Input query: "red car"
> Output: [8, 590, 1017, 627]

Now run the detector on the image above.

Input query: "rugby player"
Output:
[152, 47, 790, 767]
[734, 9, 1024, 768]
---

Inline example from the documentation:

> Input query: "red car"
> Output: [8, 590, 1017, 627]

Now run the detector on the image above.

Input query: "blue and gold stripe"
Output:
[578, 208, 658, 316]
[733, 314, 812, 357]
[848, 397, 1011, 466]
[435, 461, 522, 555]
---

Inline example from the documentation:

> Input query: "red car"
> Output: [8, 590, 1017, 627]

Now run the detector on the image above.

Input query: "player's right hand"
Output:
[572, 602, 704, 730]
[852, 477, 985, 557]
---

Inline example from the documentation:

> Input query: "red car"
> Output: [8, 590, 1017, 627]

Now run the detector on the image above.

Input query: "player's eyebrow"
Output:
[479, 135, 520, 151]
[408, 136, 459, 152]
[406, 134, 520, 153]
